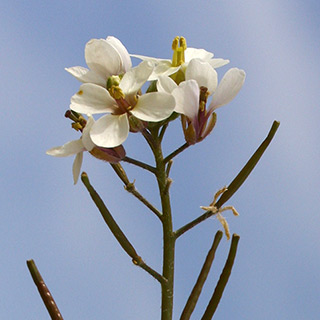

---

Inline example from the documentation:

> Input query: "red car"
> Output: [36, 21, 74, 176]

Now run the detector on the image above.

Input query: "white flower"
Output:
[46, 116, 95, 184]
[70, 61, 176, 148]
[131, 36, 229, 81]
[157, 63, 246, 143]
[65, 36, 132, 87]
[208, 68, 246, 111]
[158, 65, 246, 116]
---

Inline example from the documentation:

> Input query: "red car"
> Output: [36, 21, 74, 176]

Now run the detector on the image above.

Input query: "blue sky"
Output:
[1, 1, 320, 319]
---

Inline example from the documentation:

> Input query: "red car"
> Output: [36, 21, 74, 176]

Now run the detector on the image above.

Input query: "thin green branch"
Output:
[81, 172, 165, 284]
[165, 160, 173, 178]
[27, 259, 63, 320]
[163, 142, 190, 164]
[201, 234, 240, 320]
[215, 120, 280, 209]
[180, 231, 223, 320]
[174, 210, 214, 239]
[125, 181, 163, 220]
[159, 123, 169, 142]
[110, 163, 163, 220]
[175, 120, 280, 238]
[122, 156, 157, 174]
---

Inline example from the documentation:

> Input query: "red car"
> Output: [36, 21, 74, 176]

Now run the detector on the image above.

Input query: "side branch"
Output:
[110, 163, 163, 220]
[27, 259, 63, 320]
[81, 172, 165, 284]
[163, 142, 190, 164]
[122, 156, 157, 174]
[180, 231, 223, 320]
[215, 120, 280, 209]
[174, 209, 215, 239]
[175, 120, 280, 239]
[201, 234, 240, 320]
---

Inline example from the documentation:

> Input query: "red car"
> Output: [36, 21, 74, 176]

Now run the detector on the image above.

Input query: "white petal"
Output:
[85, 38, 122, 79]
[46, 139, 84, 157]
[90, 114, 129, 148]
[131, 92, 175, 122]
[150, 62, 180, 81]
[185, 48, 214, 62]
[157, 75, 177, 93]
[70, 83, 117, 114]
[72, 152, 83, 184]
[130, 54, 167, 64]
[209, 58, 230, 69]
[172, 80, 199, 120]
[186, 59, 218, 94]
[106, 36, 132, 72]
[120, 61, 153, 96]
[209, 68, 246, 110]
[65, 67, 106, 86]
[81, 116, 95, 151]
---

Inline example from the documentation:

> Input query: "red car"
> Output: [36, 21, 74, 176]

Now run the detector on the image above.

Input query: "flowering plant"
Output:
[27, 36, 279, 319]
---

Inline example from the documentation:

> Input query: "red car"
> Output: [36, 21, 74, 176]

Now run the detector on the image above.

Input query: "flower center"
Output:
[171, 36, 187, 67]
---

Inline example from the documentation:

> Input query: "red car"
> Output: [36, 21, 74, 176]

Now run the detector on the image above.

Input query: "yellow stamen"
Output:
[109, 85, 124, 100]
[171, 36, 187, 67]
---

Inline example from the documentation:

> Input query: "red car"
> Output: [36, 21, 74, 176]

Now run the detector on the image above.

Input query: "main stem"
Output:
[152, 133, 175, 320]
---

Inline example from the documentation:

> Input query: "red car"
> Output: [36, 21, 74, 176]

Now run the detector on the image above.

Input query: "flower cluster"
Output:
[47, 36, 245, 183]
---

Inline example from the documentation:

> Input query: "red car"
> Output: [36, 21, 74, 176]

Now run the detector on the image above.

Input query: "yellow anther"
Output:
[109, 85, 124, 100]
[171, 36, 180, 50]
[171, 36, 187, 67]
[72, 122, 83, 131]
[179, 37, 187, 50]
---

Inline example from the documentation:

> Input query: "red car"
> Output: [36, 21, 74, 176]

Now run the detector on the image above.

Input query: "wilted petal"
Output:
[70, 83, 117, 114]
[90, 114, 129, 148]
[172, 80, 199, 121]
[185, 48, 214, 62]
[131, 92, 175, 122]
[157, 75, 177, 93]
[209, 68, 246, 110]
[106, 36, 132, 72]
[85, 39, 122, 79]
[120, 61, 153, 96]
[186, 59, 218, 94]
[46, 139, 84, 157]
[65, 66, 106, 86]
[72, 152, 83, 184]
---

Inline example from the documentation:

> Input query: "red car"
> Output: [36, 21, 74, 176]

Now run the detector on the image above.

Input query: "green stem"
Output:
[122, 156, 157, 174]
[81, 172, 165, 284]
[27, 259, 63, 320]
[175, 120, 280, 238]
[110, 163, 163, 220]
[151, 133, 175, 320]
[163, 142, 190, 164]
[201, 234, 240, 320]
[180, 231, 223, 320]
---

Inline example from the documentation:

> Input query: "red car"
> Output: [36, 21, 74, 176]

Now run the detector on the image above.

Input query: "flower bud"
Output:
[90, 144, 126, 163]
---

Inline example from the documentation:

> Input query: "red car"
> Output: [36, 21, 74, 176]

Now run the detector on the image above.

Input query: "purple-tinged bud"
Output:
[90, 145, 126, 163]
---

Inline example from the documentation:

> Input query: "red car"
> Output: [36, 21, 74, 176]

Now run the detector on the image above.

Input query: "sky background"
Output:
[1, 1, 320, 319]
